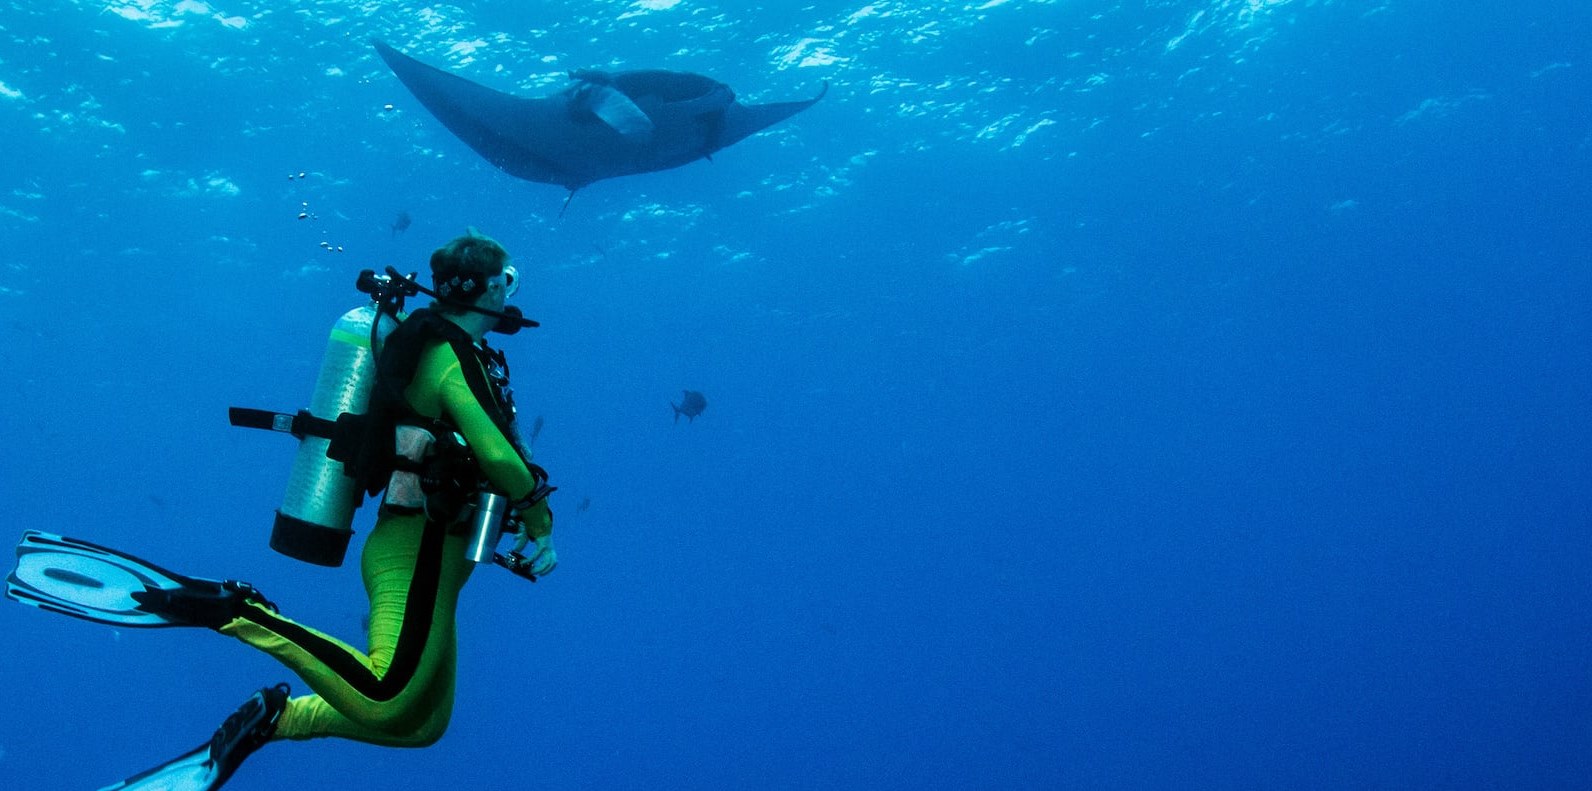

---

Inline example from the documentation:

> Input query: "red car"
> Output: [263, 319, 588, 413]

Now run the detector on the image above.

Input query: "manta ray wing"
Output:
[376, 41, 599, 188]
[715, 82, 829, 151]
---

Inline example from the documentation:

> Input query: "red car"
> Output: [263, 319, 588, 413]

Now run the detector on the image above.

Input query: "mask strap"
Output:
[383, 267, 540, 331]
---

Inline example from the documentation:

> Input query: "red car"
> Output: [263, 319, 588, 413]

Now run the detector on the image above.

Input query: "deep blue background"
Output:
[2, 1, 1589, 788]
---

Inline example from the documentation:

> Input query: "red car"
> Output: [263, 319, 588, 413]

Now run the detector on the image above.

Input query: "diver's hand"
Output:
[510, 500, 552, 550]
[522, 535, 557, 576]
[507, 499, 555, 576]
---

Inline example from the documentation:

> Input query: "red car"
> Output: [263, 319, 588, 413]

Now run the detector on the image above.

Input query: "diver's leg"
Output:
[271, 530, 465, 745]
[218, 513, 474, 742]
[273, 636, 458, 746]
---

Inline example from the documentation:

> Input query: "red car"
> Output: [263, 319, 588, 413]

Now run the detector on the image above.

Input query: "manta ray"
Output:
[374, 41, 826, 208]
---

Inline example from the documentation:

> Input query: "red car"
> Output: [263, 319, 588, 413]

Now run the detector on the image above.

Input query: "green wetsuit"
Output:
[220, 327, 549, 746]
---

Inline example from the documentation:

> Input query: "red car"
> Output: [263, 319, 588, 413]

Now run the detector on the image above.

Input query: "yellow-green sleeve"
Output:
[408, 342, 540, 510]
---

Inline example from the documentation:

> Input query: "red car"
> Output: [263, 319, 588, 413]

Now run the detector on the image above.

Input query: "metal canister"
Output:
[465, 490, 509, 563]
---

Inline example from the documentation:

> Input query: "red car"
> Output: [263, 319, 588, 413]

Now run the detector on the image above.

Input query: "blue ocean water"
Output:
[2, 0, 1589, 788]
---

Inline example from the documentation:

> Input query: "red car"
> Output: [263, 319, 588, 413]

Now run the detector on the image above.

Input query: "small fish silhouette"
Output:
[672, 390, 707, 423]
[390, 210, 412, 236]
[576, 496, 591, 514]
[529, 415, 544, 446]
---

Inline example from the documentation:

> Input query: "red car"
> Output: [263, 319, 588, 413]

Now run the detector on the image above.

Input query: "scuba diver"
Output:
[6, 230, 558, 790]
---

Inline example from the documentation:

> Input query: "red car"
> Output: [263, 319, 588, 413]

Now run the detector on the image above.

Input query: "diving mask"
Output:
[501, 264, 519, 299]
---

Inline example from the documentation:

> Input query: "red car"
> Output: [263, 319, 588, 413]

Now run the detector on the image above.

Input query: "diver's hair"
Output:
[430, 228, 508, 311]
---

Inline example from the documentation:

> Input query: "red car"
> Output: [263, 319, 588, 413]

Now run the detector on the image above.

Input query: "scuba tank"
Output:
[229, 270, 414, 567]
[269, 304, 399, 565]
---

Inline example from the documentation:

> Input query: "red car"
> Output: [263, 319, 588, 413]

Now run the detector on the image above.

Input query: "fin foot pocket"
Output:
[209, 683, 291, 786]
[97, 684, 290, 791]
[130, 580, 278, 629]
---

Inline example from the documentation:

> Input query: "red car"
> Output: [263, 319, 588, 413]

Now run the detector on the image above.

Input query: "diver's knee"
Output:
[395, 714, 451, 748]
[416, 705, 455, 746]
[407, 724, 446, 748]
[374, 702, 453, 747]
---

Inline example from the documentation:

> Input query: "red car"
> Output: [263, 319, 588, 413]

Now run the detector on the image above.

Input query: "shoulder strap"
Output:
[442, 335, 517, 437]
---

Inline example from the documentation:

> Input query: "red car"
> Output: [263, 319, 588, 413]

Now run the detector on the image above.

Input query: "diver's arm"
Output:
[436, 364, 534, 491]
[436, 359, 553, 539]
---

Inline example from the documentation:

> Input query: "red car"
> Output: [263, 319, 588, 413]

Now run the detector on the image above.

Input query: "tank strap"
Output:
[227, 407, 371, 454]
[228, 407, 336, 439]
[228, 407, 444, 478]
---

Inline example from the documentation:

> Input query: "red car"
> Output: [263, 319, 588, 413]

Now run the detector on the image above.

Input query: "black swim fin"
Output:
[98, 683, 290, 791]
[5, 530, 274, 628]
